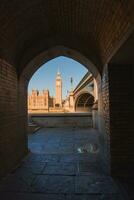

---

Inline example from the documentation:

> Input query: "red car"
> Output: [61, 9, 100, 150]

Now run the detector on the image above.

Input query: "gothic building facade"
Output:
[28, 71, 95, 113]
[28, 71, 62, 112]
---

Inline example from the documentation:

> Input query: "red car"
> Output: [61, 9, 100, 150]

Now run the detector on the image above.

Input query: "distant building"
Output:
[28, 89, 51, 112]
[28, 71, 96, 113]
[28, 71, 63, 113]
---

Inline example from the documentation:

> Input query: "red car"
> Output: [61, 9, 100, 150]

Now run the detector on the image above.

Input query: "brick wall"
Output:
[101, 64, 134, 177]
[0, 59, 28, 178]
[102, 65, 110, 137]
[100, 65, 111, 173]
[108, 64, 134, 177]
[18, 74, 28, 161]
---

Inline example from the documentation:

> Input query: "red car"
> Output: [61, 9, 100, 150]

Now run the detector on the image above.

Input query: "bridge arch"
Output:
[75, 92, 94, 113]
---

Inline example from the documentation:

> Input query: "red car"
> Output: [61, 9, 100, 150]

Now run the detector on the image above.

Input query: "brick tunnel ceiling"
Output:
[0, 0, 134, 72]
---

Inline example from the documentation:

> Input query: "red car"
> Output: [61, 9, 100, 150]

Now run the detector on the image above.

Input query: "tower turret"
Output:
[55, 69, 62, 107]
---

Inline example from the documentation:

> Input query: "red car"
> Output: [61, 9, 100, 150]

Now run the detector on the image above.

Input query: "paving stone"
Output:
[60, 143, 74, 148]
[75, 175, 118, 194]
[0, 174, 33, 192]
[24, 154, 47, 162]
[58, 146, 74, 154]
[43, 154, 60, 162]
[76, 153, 100, 163]
[31, 175, 75, 193]
[43, 162, 76, 175]
[43, 147, 60, 154]
[59, 154, 76, 163]
[0, 128, 123, 199]
[0, 192, 65, 200]
[28, 143, 45, 152]
[22, 161, 46, 174]
[25, 153, 60, 163]
[77, 161, 104, 175]
[11, 167, 36, 184]
[65, 194, 123, 200]
[45, 143, 60, 148]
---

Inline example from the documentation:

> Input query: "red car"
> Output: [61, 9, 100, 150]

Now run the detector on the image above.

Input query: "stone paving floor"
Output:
[0, 128, 124, 200]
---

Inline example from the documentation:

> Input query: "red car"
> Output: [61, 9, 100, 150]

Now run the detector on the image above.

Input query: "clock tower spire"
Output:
[55, 69, 62, 107]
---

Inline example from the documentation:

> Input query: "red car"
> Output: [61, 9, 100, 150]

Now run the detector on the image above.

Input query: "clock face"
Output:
[57, 81, 60, 86]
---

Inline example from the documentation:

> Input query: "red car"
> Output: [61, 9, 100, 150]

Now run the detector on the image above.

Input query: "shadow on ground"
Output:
[0, 128, 124, 200]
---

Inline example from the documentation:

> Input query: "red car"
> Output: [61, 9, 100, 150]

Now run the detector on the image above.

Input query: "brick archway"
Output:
[19, 45, 100, 82]
[18, 45, 110, 175]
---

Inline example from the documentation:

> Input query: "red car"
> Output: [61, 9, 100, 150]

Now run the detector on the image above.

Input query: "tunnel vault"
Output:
[0, 0, 134, 70]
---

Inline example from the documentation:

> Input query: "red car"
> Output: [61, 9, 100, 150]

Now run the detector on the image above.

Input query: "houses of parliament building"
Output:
[28, 71, 65, 113]
[28, 70, 95, 113]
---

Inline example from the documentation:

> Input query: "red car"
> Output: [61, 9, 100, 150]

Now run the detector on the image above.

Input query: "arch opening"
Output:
[27, 56, 91, 114]
[18, 45, 109, 176]
[19, 45, 103, 133]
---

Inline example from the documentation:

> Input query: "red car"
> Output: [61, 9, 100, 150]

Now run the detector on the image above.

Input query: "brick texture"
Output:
[101, 65, 111, 173]
[108, 64, 134, 177]
[0, 59, 28, 177]
[0, 0, 133, 71]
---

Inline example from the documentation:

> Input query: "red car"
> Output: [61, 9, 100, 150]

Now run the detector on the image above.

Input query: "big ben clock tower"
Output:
[55, 69, 62, 107]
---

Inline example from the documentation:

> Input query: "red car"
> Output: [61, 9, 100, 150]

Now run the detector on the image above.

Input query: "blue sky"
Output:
[28, 56, 88, 98]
